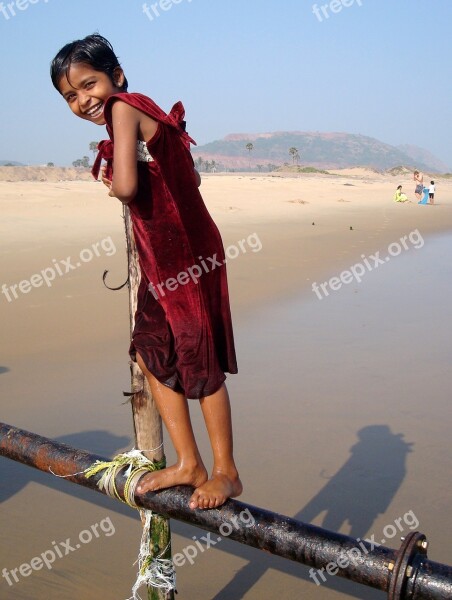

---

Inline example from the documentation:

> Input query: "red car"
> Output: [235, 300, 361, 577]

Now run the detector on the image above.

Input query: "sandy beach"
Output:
[1, 172, 451, 599]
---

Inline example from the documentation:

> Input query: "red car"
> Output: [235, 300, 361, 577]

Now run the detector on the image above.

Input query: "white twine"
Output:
[123, 447, 164, 475]
[127, 510, 176, 600]
[49, 447, 175, 598]
[49, 467, 86, 478]
[125, 468, 150, 508]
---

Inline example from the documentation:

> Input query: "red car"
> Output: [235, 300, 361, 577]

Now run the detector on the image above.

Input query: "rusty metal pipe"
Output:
[1, 422, 451, 599]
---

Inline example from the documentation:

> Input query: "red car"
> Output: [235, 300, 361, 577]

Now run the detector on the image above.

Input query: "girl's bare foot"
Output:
[136, 462, 207, 495]
[189, 470, 243, 510]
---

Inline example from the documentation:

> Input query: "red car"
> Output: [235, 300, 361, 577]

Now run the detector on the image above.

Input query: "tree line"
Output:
[71, 142, 301, 172]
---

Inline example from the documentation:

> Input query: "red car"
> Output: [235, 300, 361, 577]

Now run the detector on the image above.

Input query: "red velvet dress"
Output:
[92, 93, 237, 399]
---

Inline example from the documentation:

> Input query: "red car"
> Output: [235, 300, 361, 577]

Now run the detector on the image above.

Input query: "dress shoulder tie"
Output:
[91, 139, 114, 181]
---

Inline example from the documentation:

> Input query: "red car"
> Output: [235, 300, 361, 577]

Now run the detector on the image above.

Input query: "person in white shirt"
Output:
[429, 180, 435, 204]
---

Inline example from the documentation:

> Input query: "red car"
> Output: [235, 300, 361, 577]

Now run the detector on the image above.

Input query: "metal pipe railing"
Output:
[1, 422, 450, 599]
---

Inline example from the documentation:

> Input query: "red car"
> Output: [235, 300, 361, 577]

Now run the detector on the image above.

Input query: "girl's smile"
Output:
[58, 63, 125, 125]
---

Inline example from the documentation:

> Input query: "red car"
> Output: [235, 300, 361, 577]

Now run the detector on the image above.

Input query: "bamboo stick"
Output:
[123, 206, 174, 600]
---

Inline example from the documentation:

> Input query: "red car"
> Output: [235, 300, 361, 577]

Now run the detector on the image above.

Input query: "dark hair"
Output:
[50, 33, 128, 93]
[431, 180, 434, 185]
[397, 185, 402, 190]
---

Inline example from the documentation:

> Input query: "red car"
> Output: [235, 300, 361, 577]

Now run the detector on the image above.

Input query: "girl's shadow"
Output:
[211, 425, 413, 600]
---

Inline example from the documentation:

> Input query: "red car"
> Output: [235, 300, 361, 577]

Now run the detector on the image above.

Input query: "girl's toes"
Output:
[189, 491, 200, 510]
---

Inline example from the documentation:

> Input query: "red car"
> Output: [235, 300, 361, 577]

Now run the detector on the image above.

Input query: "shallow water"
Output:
[1, 232, 451, 599]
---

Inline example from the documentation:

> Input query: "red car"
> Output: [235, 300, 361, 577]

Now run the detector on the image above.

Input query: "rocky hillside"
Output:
[192, 132, 446, 172]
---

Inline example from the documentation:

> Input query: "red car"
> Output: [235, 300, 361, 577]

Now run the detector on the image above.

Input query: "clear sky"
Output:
[0, 0, 451, 167]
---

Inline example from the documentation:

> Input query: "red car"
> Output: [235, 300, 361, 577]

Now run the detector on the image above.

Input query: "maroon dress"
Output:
[92, 92, 237, 399]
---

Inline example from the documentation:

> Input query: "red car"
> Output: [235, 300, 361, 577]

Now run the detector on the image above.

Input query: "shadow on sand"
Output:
[210, 424, 413, 600]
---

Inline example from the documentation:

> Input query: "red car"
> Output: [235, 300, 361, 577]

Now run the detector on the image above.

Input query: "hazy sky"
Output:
[0, 0, 451, 167]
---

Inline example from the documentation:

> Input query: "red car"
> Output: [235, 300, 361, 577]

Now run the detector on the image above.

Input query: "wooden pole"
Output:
[123, 206, 174, 600]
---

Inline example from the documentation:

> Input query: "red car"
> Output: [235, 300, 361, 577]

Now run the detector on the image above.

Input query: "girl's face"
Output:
[58, 63, 125, 125]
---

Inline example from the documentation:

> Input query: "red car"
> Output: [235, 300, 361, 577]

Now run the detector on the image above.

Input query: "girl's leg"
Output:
[135, 352, 208, 494]
[189, 383, 243, 510]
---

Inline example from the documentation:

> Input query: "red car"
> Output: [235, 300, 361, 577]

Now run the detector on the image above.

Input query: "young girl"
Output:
[393, 184, 409, 202]
[50, 34, 242, 510]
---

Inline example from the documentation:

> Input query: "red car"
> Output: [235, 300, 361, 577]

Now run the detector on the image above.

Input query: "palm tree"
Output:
[289, 147, 300, 165]
[89, 141, 99, 162]
[245, 142, 254, 170]
[211, 160, 217, 173]
[195, 156, 204, 172]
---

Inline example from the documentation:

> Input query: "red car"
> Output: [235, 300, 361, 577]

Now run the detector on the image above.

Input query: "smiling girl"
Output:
[50, 34, 242, 509]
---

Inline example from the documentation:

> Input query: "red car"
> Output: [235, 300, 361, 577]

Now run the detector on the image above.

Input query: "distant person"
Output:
[413, 170, 424, 201]
[393, 185, 409, 203]
[429, 180, 435, 204]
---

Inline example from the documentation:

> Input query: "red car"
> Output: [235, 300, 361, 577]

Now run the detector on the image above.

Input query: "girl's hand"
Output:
[101, 166, 112, 188]
[101, 167, 116, 197]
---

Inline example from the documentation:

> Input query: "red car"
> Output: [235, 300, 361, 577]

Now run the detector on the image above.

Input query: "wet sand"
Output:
[1, 175, 451, 599]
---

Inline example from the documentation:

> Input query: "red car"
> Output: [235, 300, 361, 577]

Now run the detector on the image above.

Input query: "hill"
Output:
[191, 132, 445, 172]
[396, 144, 449, 173]
[0, 160, 24, 166]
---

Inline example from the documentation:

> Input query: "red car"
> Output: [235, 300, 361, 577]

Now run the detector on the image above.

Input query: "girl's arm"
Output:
[109, 101, 139, 203]
[109, 101, 158, 204]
